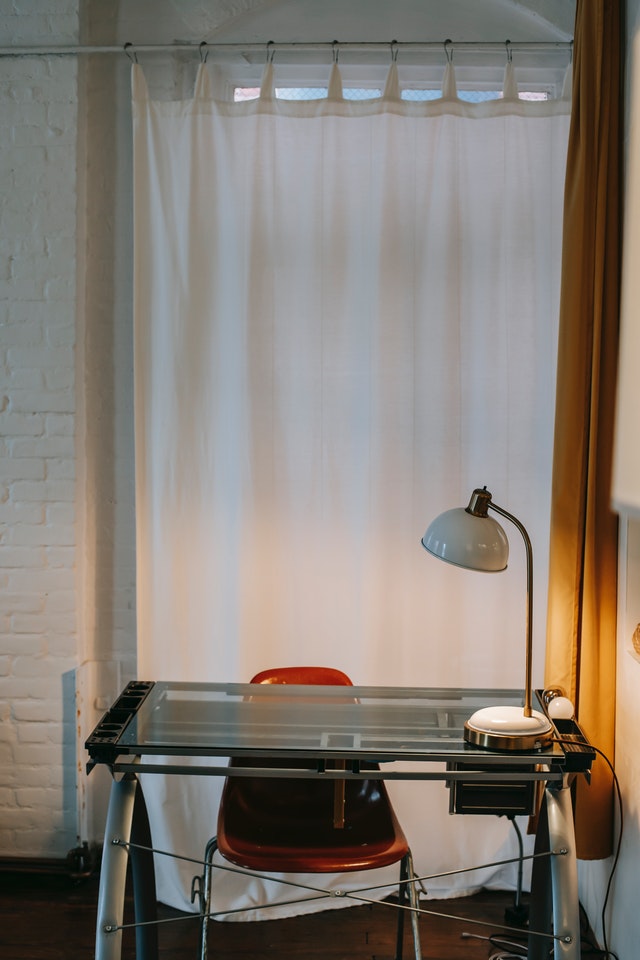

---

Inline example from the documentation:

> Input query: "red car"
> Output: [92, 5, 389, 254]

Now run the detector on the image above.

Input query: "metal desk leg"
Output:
[95, 776, 159, 960]
[530, 781, 580, 960]
[546, 781, 580, 960]
[528, 795, 552, 960]
[129, 781, 159, 959]
[95, 776, 137, 960]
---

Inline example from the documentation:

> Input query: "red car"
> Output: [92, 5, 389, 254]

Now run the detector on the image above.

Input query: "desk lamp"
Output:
[421, 486, 553, 750]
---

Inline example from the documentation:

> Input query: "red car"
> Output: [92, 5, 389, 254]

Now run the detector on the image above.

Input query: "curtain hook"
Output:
[443, 39, 453, 64]
[199, 41, 209, 64]
[569, 40, 573, 64]
[266, 40, 275, 64]
[390, 40, 399, 63]
[505, 39, 513, 64]
[332, 40, 340, 64]
[124, 42, 138, 64]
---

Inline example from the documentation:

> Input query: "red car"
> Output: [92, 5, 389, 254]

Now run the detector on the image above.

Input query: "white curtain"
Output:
[132, 60, 570, 917]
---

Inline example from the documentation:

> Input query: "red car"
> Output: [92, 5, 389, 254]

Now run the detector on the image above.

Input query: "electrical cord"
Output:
[460, 930, 528, 957]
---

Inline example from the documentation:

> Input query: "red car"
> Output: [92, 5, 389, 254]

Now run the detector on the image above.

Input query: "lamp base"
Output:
[464, 705, 554, 751]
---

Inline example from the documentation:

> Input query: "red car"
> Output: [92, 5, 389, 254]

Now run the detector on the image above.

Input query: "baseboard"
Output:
[0, 843, 101, 879]
[0, 855, 70, 875]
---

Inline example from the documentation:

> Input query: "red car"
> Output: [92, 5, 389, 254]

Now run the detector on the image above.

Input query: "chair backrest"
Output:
[250, 665, 353, 686]
[216, 665, 409, 872]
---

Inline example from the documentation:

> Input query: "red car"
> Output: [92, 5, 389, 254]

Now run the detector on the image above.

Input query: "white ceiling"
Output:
[92, 0, 575, 47]
[85, 0, 573, 96]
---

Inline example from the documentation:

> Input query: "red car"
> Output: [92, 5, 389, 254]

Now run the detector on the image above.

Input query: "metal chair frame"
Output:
[192, 836, 423, 960]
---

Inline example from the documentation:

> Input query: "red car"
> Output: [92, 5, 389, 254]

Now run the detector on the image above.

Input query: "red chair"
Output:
[192, 667, 423, 959]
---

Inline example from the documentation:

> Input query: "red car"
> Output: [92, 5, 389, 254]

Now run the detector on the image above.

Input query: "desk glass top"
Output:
[87, 681, 567, 767]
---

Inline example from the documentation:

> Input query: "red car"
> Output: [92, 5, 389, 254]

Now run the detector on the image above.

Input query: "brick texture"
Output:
[0, 5, 79, 856]
[0, 1, 137, 858]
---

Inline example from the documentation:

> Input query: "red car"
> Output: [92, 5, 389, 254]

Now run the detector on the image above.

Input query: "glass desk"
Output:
[86, 682, 594, 960]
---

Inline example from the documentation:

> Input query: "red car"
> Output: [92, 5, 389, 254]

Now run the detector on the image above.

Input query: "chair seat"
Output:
[217, 774, 409, 873]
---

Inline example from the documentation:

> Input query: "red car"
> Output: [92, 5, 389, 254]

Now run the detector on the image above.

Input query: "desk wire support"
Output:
[106, 835, 566, 950]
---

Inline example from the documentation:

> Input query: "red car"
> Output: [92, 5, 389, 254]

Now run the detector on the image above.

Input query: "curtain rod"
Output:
[0, 40, 572, 59]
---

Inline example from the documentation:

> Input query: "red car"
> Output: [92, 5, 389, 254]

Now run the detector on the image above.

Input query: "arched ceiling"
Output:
[104, 0, 574, 46]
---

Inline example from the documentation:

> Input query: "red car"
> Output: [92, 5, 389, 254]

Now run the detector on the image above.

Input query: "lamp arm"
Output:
[487, 501, 534, 718]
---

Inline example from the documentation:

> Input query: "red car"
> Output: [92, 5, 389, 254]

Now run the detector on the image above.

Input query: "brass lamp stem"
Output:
[466, 488, 534, 718]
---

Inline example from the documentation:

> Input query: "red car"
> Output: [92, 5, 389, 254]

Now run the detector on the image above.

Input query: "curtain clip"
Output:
[266, 40, 275, 64]
[390, 40, 399, 63]
[505, 39, 513, 64]
[124, 43, 138, 64]
[332, 40, 340, 64]
[199, 41, 209, 64]
[443, 39, 453, 64]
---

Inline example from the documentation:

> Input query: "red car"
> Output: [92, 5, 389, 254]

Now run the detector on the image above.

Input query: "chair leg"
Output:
[194, 836, 218, 960]
[395, 851, 422, 960]
[395, 855, 407, 959]
[405, 850, 422, 960]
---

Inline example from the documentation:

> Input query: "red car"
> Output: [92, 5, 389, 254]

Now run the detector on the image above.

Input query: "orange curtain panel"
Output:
[545, 0, 621, 859]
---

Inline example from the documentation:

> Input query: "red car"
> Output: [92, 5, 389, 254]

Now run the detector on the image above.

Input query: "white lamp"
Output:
[422, 486, 553, 750]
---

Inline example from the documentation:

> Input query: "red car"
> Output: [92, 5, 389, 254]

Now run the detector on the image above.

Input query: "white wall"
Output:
[601, 5, 640, 957]
[0, 0, 81, 858]
[73, 2, 138, 845]
[608, 518, 640, 960]
[0, 0, 138, 858]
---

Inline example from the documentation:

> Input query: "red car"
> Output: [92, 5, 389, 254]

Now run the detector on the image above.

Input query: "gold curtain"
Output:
[545, 0, 621, 859]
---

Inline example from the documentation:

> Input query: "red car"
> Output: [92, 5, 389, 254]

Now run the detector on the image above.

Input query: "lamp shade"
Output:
[421, 486, 553, 749]
[421, 507, 509, 572]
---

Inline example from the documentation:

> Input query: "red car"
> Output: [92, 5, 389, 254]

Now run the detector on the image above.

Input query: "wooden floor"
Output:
[0, 868, 531, 960]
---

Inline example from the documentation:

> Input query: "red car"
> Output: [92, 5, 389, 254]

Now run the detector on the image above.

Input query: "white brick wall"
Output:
[0, 1, 80, 855]
[0, 2, 138, 858]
